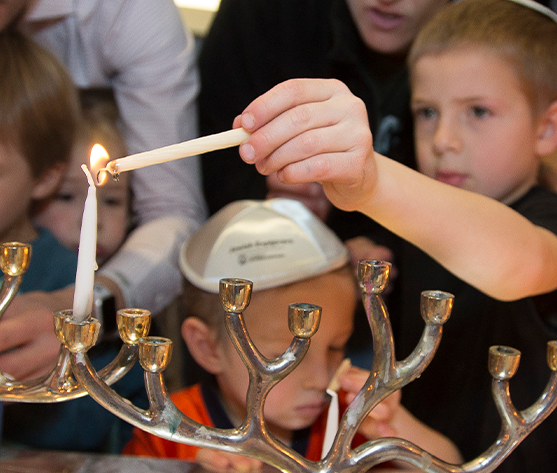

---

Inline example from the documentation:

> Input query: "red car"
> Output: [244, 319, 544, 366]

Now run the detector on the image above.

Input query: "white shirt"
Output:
[27, 0, 207, 312]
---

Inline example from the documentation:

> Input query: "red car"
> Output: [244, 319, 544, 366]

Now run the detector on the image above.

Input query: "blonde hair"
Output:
[408, 0, 557, 116]
[0, 29, 79, 178]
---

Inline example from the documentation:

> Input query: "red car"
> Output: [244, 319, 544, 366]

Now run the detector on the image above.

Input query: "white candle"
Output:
[72, 164, 98, 321]
[321, 389, 340, 459]
[321, 358, 351, 459]
[103, 128, 250, 177]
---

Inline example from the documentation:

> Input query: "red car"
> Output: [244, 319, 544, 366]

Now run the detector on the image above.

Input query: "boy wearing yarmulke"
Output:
[124, 199, 461, 471]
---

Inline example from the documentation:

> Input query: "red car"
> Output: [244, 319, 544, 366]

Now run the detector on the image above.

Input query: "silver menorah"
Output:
[2, 241, 557, 472]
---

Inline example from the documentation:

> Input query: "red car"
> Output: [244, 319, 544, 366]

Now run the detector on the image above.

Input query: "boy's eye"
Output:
[102, 196, 124, 207]
[56, 192, 75, 202]
[329, 344, 346, 354]
[470, 106, 491, 118]
[414, 107, 436, 120]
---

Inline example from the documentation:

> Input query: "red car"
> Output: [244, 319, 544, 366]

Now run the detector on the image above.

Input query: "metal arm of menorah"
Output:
[0, 242, 143, 402]
[54, 259, 557, 473]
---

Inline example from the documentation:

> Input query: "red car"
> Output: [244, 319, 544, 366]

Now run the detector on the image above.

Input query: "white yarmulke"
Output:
[180, 199, 349, 293]
[507, 0, 557, 22]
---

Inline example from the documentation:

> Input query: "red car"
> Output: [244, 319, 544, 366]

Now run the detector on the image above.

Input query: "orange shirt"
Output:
[123, 381, 364, 462]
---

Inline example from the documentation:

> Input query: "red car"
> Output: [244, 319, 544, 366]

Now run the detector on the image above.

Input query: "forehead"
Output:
[243, 270, 356, 342]
[411, 47, 523, 100]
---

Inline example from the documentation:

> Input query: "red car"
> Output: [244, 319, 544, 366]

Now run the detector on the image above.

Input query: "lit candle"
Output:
[100, 128, 250, 180]
[72, 163, 98, 321]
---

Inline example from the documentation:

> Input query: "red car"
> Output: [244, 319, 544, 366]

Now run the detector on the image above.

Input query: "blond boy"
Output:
[231, 1, 557, 470]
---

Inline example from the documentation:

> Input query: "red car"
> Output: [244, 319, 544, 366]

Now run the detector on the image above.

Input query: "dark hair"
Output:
[0, 29, 79, 177]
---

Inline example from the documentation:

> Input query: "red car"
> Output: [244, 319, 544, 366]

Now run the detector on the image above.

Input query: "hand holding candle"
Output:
[97, 128, 250, 182]
[72, 163, 99, 322]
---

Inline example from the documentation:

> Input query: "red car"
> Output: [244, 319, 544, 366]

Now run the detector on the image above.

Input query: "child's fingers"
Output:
[196, 448, 262, 473]
[237, 79, 371, 179]
[339, 366, 371, 393]
[240, 78, 354, 134]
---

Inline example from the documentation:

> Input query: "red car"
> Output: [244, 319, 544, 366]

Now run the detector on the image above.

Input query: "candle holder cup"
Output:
[54, 260, 557, 473]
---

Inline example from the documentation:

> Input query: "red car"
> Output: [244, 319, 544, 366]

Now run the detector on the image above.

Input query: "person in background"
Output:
[0, 0, 207, 382]
[34, 88, 130, 267]
[0, 29, 78, 293]
[197, 0, 450, 368]
[0, 26, 76, 445]
[2, 88, 147, 454]
[225, 1, 557, 470]
[199, 0, 449, 220]
[123, 199, 462, 472]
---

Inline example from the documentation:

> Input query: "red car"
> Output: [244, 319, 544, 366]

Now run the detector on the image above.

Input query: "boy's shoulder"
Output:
[18, 228, 78, 293]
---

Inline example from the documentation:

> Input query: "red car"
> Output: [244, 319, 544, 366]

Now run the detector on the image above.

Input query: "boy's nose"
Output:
[299, 352, 332, 392]
[433, 118, 462, 155]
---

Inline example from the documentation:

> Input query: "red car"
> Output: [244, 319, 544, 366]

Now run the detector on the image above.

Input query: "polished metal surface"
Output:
[0, 245, 139, 402]
[3, 250, 557, 472]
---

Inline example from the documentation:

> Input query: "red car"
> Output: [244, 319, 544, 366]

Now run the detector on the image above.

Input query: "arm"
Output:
[235, 78, 557, 300]
[95, 0, 207, 311]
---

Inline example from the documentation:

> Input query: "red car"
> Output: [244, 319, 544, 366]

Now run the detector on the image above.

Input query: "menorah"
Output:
[0, 242, 141, 401]
[2, 241, 557, 472]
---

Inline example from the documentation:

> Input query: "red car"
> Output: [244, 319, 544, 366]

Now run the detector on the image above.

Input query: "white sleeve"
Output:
[95, 0, 207, 311]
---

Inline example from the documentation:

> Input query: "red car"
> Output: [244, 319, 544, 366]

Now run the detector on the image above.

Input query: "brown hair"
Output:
[77, 88, 127, 160]
[408, 0, 557, 116]
[0, 29, 79, 178]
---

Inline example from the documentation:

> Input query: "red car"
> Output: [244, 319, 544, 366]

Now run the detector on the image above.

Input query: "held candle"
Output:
[102, 128, 250, 179]
[72, 164, 98, 321]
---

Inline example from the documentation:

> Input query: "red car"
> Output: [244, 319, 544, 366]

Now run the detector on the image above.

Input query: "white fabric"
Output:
[180, 199, 349, 293]
[26, 0, 207, 312]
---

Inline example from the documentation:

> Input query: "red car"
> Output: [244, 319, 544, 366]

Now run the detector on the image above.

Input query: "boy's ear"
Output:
[535, 101, 557, 157]
[181, 317, 224, 375]
[32, 162, 66, 200]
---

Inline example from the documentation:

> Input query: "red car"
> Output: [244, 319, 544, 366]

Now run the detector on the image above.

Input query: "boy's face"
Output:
[345, 0, 448, 55]
[33, 141, 129, 265]
[216, 268, 356, 442]
[0, 143, 38, 242]
[411, 48, 540, 204]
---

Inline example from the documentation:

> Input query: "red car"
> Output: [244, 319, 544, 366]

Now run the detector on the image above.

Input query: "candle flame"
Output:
[90, 144, 110, 186]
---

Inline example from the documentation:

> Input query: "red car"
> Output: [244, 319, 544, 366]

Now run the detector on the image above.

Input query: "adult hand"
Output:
[196, 447, 262, 473]
[266, 173, 332, 221]
[0, 286, 73, 380]
[234, 78, 377, 213]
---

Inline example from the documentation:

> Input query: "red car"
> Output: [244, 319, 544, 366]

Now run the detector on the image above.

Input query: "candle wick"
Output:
[96, 169, 107, 185]
[81, 164, 95, 187]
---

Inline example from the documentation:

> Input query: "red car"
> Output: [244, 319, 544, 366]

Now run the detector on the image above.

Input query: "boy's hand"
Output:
[0, 287, 73, 380]
[196, 448, 262, 473]
[340, 366, 401, 439]
[235, 78, 377, 214]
